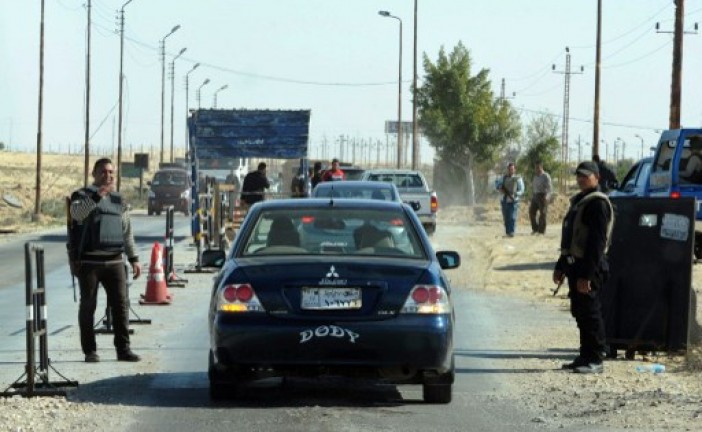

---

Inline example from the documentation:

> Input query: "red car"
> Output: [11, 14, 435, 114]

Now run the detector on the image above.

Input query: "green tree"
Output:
[0, 141, 5, 151]
[517, 113, 561, 191]
[417, 42, 521, 205]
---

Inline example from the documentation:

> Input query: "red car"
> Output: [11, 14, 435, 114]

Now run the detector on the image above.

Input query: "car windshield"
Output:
[152, 171, 188, 186]
[366, 173, 423, 188]
[313, 186, 395, 201]
[239, 207, 426, 258]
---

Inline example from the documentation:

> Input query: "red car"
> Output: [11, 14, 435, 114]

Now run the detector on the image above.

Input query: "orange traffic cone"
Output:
[140, 242, 173, 305]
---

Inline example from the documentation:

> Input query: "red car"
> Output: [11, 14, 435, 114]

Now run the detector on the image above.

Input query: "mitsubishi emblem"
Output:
[326, 265, 339, 278]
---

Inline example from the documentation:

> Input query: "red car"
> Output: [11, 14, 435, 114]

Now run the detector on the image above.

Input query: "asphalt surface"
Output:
[0, 213, 576, 431]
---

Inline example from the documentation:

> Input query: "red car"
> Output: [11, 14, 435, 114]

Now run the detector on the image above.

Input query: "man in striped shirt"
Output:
[70, 158, 141, 363]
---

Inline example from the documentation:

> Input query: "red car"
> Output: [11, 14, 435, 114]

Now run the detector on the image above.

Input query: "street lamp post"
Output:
[411, 0, 419, 170]
[116, 0, 134, 192]
[378, 10, 402, 169]
[197, 78, 210, 109]
[213, 84, 228, 108]
[634, 134, 645, 159]
[184, 63, 199, 159]
[160, 24, 180, 165]
[169, 47, 186, 163]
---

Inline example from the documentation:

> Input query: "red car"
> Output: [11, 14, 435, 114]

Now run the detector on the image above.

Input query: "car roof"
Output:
[363, 169, 422, 174]
[155, 167, 188, 173]
[314, 180, 394, 190]
[251, 197, 405, 211]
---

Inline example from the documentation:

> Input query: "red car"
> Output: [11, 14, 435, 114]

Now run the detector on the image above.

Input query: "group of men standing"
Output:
[496, 155, 616, 238]
[496, 161, 552, 238]
[290, 158, 347, 198]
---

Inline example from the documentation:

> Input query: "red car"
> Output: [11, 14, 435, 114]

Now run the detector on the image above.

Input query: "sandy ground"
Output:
[1, 151, 702, 430]
[439, 202, 702, 431]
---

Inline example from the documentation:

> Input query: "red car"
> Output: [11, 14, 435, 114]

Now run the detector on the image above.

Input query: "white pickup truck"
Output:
[361, 169, 437, 234]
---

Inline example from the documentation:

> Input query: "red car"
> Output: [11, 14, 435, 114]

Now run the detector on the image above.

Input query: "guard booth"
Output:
[187, 109, 310, 259]
[602, 196, 697, 357]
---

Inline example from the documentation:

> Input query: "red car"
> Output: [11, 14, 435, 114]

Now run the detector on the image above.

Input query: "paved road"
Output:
[0, 214, 575, 431]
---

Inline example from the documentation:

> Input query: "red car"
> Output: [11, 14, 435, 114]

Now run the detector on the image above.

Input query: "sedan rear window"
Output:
[240, 208, 426, 259]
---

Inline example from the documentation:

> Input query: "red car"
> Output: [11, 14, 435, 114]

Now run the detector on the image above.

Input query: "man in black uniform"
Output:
[553, 161, 613, 374]
[240, 162, 270, 206]
[69, 158, 141, 363]
[592, 154, 617, 192]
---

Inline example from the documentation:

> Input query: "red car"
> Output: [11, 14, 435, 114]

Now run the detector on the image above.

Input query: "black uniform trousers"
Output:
[77, 261, 130, 355]
[567, 274, 606, 362]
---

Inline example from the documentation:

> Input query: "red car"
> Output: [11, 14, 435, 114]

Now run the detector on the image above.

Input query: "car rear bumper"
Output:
[149, 197, 189, 208]
[211, 313, 453, 374]
[417, 213, 436, 225]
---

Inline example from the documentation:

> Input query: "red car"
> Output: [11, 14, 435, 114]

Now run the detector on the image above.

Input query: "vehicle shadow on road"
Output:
[454, 348, 577, 361]
[70, 372, 414, 408]
[493, 262, 555, 271]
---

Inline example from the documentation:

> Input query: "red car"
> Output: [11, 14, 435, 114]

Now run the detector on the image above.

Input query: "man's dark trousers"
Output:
[77, 262, 130, 354]
[568, 277, 606, 362]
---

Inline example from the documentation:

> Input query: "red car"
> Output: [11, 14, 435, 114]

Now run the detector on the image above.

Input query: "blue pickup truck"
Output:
[646, 128, 702, 257]
[609, 157, 652, 198]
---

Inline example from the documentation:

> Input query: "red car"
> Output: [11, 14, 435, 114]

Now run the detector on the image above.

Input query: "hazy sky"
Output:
[2, 1, 701, 165]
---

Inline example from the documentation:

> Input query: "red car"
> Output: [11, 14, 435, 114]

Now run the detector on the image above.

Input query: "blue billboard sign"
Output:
[189, 109, 310, 159]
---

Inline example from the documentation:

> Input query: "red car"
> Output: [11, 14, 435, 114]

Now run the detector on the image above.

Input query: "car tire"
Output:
[147, 207, 154, 216]
[424, 223, 436, 236]
[423, 355, 453, 404]
[208, 351, 233, 400]
[422, 383, 452, 404]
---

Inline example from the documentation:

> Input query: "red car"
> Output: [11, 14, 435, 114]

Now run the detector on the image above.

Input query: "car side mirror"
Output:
[201, 250, 226, 268]
[436, 251, 460, 269]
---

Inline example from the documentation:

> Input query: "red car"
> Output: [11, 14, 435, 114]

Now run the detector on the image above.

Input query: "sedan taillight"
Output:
[430, 193, 438, 213]
[401, 285, 450, 314]
[218, 283, 265, 313]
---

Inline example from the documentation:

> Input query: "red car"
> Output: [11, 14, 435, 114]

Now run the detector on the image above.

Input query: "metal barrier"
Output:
[1, 243, 78, 397]
[94, 263, 151, 334]
[164, 206, 187, 287]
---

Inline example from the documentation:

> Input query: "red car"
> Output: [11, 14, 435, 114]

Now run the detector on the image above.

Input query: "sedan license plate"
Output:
[301, 287, 361, 310]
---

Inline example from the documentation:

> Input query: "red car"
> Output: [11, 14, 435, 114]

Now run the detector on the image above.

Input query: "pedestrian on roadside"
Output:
[496, 162, 524, 237]
[321, 158, 346, 182]
[553, 160, 614, 374]
[311, 161, 323, 190]
[593, 154, 617, 192]
[290, 167, 305, 198]
[69, 158, 141, 363]
[240, 162, 270, 206]
[529, 162, 552, 235]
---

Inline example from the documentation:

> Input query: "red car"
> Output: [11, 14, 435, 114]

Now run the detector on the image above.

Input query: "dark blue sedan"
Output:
[208, 198, 460, 403]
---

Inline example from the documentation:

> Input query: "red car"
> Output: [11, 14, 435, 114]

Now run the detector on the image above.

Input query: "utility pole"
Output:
[553, 47, 583, 191]
[117, 0, 134, 192]
[34, 0, 46, 221]
[411, 0, 419, 170]
[657, 0, 697, 129]
[592, 0, 602, 157]
[671, 0, 684, 129]
[499, 78, 515, 102]
[84, 0, 91, 187]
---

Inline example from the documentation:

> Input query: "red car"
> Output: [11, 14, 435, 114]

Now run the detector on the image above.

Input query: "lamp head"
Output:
[378, 10, 390, 17]
[179, 48, 187, 55]
[171, 25, 181, 34]
[203, 78, 210, 85]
